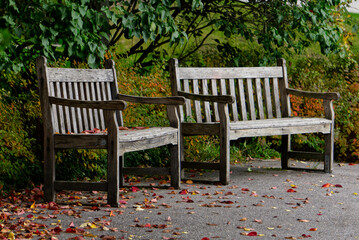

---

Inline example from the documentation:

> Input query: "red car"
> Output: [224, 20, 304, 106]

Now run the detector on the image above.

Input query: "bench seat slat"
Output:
[229, 117, 331, 139]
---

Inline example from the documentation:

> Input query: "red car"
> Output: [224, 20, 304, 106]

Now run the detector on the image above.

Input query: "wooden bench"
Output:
[36, 56, 185, 207]
[169, 58, 340, 185]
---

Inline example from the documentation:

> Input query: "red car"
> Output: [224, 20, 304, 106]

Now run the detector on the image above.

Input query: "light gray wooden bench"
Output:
[36, 56, 185, 207]
[169, 58, 340, 185]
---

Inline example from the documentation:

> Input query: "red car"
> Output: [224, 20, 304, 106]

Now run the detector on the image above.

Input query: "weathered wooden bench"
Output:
[36, 56, 185, 207]
[169, 58, 340, 185]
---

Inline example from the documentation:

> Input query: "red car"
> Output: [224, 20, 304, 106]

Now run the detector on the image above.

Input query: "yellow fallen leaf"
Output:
[8, 232, 15, 240]
[30, 202, 36, 208]
[186, 180, 193, 184]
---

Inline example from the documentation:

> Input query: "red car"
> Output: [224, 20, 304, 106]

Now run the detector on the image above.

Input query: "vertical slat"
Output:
[211, 79, 220, 121]
[264, 77, 273, 119]
[98, 82, 106, 129]
[246, 78, 256, 120]
[183, 79, 193, 121]
[273, 77, 282, 118]
[49, 82, 59, 133]
[255, 78, 264, 119]
[79, 82, 89, 130]
[229, 79, 238, 121]
[73, 82, 84, 132]
[238, 79, 247, 121]
[202, 79, 211, 122]
[84, 82, 95, 129]
[192, 79, 202, 123]
[55, 82, 66, 133]
[90, 82, 100, 128]
[67, 82, 78, 133]
[61, 82, 72, 133]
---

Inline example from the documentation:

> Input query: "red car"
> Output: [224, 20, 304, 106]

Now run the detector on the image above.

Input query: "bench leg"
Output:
[44, 138, 55, 203]
[180, 134, 185, 179]
[281, 134, 290, 170]
[119, 156, 125, 187]
[324, 133, 334, 173]
[107, 148, 119, 207]
[170, 144, 181, 189]
[219, 134, 230, 185]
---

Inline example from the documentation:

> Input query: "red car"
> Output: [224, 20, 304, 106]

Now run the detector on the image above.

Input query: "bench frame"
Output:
[37, 56, 185, 206]
[169, 58, 340, 184]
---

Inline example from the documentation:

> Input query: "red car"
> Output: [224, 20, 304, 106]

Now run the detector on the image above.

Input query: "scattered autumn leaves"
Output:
[1, 163, 358, 239]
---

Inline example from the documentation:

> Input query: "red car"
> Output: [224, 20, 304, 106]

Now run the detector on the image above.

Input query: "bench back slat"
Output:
[43, 67, 118, 134]
[192, 79, 202, 123]
[170, 58, 289, 123]
[202, 79, 212, 122]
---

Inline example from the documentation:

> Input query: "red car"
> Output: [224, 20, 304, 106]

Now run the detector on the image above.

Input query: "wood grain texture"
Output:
[169, 58, 340, 182]
[37, 56, 183, 206]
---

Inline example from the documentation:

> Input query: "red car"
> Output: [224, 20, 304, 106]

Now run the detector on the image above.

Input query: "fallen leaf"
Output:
[248, 232, 258, 236]
[321, 183, 332, 188]
[309, 228, 317, 231]
[297, 219, 310, 222]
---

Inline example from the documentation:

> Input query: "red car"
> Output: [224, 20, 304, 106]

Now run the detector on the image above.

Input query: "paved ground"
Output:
[2, 159, 359, 240]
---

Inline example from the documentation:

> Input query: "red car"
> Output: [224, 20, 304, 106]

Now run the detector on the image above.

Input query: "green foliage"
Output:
[0, 96, 41, 190]
[55, 149, 107, 181]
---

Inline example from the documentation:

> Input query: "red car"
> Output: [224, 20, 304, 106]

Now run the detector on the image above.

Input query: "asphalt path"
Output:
[4, 159, 359, 240]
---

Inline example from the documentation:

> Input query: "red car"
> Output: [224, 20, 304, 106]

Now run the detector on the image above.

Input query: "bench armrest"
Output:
[286, 88, 340, 101]
[49, 97, 127, 110]
[178, 91, 235, 104]
[117, 94, 185, 105]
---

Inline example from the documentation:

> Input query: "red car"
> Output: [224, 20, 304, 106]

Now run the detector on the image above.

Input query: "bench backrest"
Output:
[169, 58, 290, 123]
[36, 57, 122, 134]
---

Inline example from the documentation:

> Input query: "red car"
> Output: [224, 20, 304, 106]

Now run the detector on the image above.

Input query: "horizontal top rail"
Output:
[47, 68, 114, 82]
[177, 66, 284, 79]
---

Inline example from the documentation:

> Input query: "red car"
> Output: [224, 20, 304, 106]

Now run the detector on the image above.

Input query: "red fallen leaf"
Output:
[309, 228, 317, 231]
[131, 186, 139, 192]
[119, 200, 127, 204]
[119, 126, 129, 130]
[48, 202, 59, 210]
[322, 183, 332, 188]
[179, 189, 188, 195]
[27, 214, 34, 218]
[220, 201, 234, 204]
[91, 206, 100, 211]
[109, 211, 116, 217]
[53, 226, 62, 234]
[201, 238, 210, 240]
[248, 232, 258, 236]
[335, 184, 343, 188]
[66, 228, 77, 233]
[349, 163, 356, 166]
[144, 223, 152, 228]
[302, 234, 312, 238]
[134, 127, 148, 130]
[241, 188, 250, 191]
[287, 189, 297, 192]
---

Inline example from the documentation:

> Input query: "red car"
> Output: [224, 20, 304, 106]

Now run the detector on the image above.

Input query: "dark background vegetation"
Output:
[1, 0, 359, 191]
